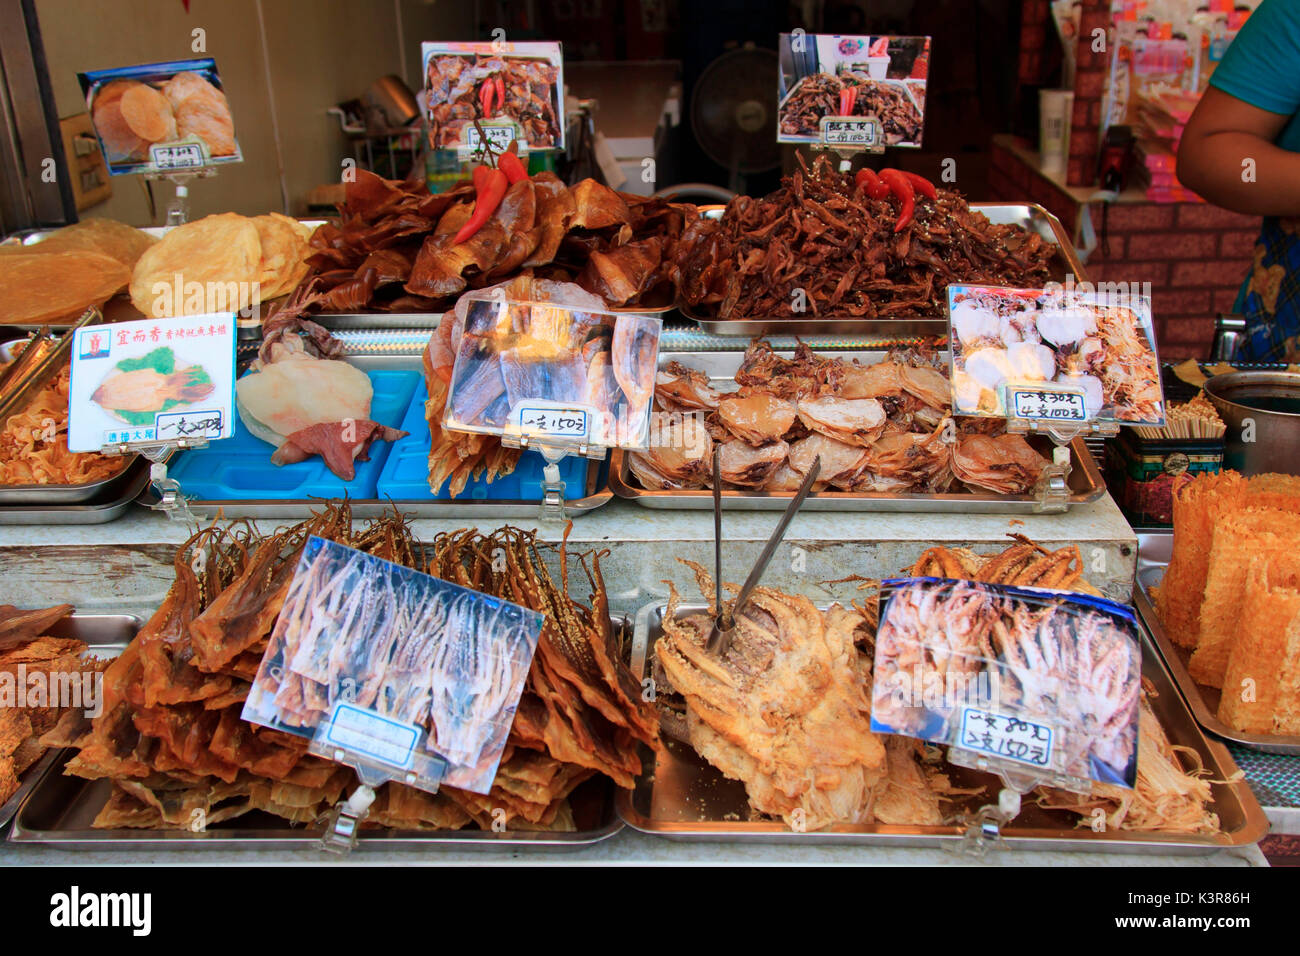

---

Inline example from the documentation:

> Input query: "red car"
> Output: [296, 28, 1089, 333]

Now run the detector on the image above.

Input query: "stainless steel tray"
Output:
[1136, 531, 1300, 755]
[0, 457, 149, 524]
[0, 454, 142, 505]
[684, 203, 1083, 337]
[617, 601, 1268, 853]
[609, 348, 1106, 514]
[9, 615, 633, 849]
[0, 613, 138, 830]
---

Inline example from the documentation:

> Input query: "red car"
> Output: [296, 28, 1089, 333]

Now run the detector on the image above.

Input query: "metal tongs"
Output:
[705, 452, 821, 655]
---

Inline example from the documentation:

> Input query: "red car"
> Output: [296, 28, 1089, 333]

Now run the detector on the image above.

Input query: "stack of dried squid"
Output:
[630, 340, 1052, 496]
[651, 537, 1220, 836]
[44, 505, 657, 831]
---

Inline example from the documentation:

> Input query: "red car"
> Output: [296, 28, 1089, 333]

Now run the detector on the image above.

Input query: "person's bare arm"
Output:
[1176, 86, 1300, 216]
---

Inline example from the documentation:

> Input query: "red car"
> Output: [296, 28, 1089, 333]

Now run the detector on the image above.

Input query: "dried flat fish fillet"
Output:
[0, 251, 128, 324]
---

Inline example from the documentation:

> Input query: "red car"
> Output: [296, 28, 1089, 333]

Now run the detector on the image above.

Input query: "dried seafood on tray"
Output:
[627, 339, 1051, 496]
[46, 505, 658, 831]
[646, 537, 1223, 835]
[673, 155, 1056, 320]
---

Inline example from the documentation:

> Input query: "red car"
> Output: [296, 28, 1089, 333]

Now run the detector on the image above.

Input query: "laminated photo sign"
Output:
[243, 537, 544, 795]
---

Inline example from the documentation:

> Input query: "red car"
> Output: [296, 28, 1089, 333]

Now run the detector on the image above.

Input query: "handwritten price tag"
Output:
[324, 702, 419, 769]
[959, 707, 1054, 769]
[462, 123, 520, 154]
[149, 142, 206, 170]
[517, 406, 589, 440]
[156, 409, 224, 441]
[1009, 386, 1088, 423]
[819, 116, 880, 148]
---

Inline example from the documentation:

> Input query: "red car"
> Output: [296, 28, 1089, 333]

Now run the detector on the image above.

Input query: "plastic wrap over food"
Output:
[870, 576, 1141, 791]
[442, 279, 662, 452]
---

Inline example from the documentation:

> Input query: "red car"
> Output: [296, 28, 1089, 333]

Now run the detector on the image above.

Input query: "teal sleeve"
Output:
[1209, 0, 1300, 117]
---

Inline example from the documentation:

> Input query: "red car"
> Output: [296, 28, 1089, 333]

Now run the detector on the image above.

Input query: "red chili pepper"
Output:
[494, 75, 506, 114]
[498, 149, 528, 184]
[454, 167, 508, 244]
[854, 167, 890, 199]
[479, 81, 492, 116]
[899, 170, 937, 200]
[877, 168, 915, 232]
[839, 85, 857, 117]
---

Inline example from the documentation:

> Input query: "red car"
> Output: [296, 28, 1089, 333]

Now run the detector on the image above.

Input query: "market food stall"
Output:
[0, 20, 1295, 871]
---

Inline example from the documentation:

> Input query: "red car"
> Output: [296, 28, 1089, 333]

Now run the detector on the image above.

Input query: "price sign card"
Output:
[871, 577, 1141, 790]
[67, 313, 236, 452]
[243, 537, 544, 795]
[777, 33, 929, 147]
[78, 58, 241, 176]
[422, 41, 564, 153]
[947, 284, 1165, 426]
[443, 295, 661, 452]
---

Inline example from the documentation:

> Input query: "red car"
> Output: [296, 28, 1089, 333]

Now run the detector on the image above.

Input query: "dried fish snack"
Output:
[51, 508, 657, 831]
[673, 155, 1056, 320]
[627, 340, 1051, 495]
[779, 73, 923, 145]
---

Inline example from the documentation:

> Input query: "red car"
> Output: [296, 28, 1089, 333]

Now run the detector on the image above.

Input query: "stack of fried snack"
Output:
[0, 604, 109, 805]
[0, 354, 127, 486]
[46, 506, 657, 831]
[1152, 470, 1300, 735]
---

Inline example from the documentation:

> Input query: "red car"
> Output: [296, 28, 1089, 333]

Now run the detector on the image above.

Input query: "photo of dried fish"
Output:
[645, 537, 1218, 835]
[872, 578, 1141, 788]
[423, 49, 562, 150]
[45, 505, 658, 831]
[627, 340, 1052, 496]
[673, 156, 1057, 320]
[444, 292, 661, 450]
[91, 347, 214, 426]
[244, 536, 542, 795]
[948, 285, 1164, 424]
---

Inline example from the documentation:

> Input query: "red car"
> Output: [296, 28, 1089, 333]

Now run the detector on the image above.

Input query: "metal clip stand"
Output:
[1005, 418, 1119, 514]
[117, 439, 209, 524]
[319, 783, 376, 854]
[959, 785, 1025, 858]
[144, 168, 217, 228]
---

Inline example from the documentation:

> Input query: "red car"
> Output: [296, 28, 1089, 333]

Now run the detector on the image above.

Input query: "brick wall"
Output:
[1085, 203, 1259, 359]
[1067, 0, 1111, 186]
[1019, 0, 1051, 86]
[989, 138, 1262, 361]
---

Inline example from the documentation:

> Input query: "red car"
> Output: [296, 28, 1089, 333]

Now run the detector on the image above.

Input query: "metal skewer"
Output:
[712, 447, 725, 636]
[706, 455, 821, 655]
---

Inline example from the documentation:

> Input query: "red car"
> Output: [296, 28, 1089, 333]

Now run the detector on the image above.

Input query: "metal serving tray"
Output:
[1135, 531, 1300, 755]
[0, 454, 142, 506]
[0, 613, 138, 830]
[8, 615, 632, 850]
[609, 349, 1107, 514]
[616, 601, 1268, 853]
[684, 203, 1084, 337]
[0, 457, 149, 525]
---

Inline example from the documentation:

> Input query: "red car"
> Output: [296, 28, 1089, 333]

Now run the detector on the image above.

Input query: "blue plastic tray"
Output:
[167, 369, 420, 500]
[377, 380, 589, 501]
